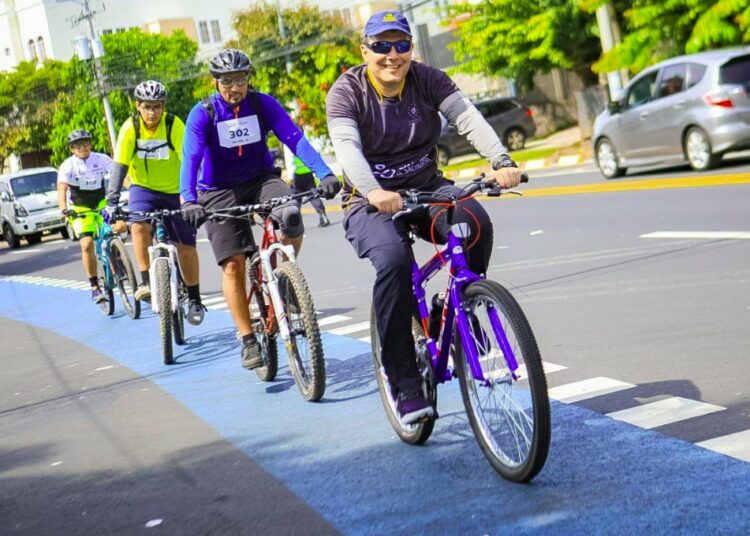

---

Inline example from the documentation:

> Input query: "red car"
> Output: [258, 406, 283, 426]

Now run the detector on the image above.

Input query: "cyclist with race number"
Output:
[105, 80, 206, 325]
[179, 48, 340, 371]
[326, 11, 523, 424]
[57, 129, 115, 303]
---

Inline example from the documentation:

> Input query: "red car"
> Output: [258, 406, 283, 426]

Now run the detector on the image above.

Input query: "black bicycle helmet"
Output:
[209, 49, 252, 77]
[133, 80, 167, 101]
[67, 128, 93, 145]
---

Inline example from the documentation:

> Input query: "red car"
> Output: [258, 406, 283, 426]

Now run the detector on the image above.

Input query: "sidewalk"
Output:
[442, 125, 591, 181]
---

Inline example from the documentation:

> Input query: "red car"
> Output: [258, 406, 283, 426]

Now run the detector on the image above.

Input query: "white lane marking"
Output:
[697, 429, 750, 462]
[50, 461, 63, 467]
[328, 321, 371, 336]
[357, 336, 371, 343]
[549, 377, 634, 403]
[317, 314, 352, 327]
[202, 296, 226, 305]
[529, 230, 544, 236]
[641, 231, 750, 240]
[94, 365, 115, 372]
[606, 397, 725, 429]
[484, 361, 567, 381]
[206, 302, 229, 310]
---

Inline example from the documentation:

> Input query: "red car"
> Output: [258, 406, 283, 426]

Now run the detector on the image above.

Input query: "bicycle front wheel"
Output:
[155, 256, 173, 365]
[454, 280, 550, 483]
[246, 253, 278, 382]
[96, 261, 114, 316]
[173, 282, 186, 346]
[275, 261, 325, 402]
[109, 238, 140, 319]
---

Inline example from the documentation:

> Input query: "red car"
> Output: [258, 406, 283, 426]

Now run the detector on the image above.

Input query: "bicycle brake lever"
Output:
[506, 189, 523, 196]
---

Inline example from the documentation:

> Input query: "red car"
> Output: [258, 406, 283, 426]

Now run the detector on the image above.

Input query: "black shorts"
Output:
[198, 174, 299, 265]
[292, 171, 315, 193]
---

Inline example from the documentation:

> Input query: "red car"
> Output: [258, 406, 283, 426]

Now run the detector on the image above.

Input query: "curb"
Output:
[445, 150, 588, 181]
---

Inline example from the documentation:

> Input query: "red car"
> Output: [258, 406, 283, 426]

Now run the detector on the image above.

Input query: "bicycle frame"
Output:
[254, 215, 296, 343]
[412, 223, 521, 385]
[70, 210, 115, 289]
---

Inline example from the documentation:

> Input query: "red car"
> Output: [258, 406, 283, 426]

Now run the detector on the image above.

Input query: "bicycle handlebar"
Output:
[365, 173, 529, 217]
[205, 187, 324, 220]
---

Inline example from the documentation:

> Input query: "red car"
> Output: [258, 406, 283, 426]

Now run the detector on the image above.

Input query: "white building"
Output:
[0, 0, 246, 72]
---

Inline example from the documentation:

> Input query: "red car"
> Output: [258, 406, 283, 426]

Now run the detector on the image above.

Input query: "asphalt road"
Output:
[1, 161, 749, 534]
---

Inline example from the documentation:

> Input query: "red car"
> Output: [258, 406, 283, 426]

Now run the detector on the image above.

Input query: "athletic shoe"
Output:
[91, 287, 106, 303]
[241, 338, 263, 370]
[186, 299, 206, 325]
[318, 213, 330, 227]
[134, 284, 151, 301]
[396, 391, 434, 425]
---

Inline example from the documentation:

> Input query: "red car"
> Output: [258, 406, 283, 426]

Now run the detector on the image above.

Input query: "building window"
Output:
[116, 27, 126, 33]
[102, 29, 112, 35]
[198, 21, 210, 44]
[28, 39, 37, 60]
[4, 48, 10, 57]
[210, 20, 221, 43]
[37, 37, 47, 61]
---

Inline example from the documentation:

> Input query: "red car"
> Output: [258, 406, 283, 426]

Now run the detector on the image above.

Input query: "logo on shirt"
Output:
[407, 105, 420, 124]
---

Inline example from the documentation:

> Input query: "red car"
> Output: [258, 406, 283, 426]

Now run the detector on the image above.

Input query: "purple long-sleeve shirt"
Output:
[180, 91, 332, 203]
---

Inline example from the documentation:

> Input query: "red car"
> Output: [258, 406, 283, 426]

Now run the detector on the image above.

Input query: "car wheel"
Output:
[504, 128, 526, 151]
[26, 233, 43, 245]
[595, 138, 626, 179]
[436, 145, 450, 167]
[3, 223, 21, 249]
[60, 226, 70, 239]
[685, 127, 720, 171]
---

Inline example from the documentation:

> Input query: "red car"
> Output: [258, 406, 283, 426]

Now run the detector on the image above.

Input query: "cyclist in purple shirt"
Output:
[326, 11, 523, 425]
[180, 48, 341, 371]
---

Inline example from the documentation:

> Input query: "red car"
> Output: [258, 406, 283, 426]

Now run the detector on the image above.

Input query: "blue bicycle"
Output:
[67, 209, 140, 318]
[369, 176, 551, 482]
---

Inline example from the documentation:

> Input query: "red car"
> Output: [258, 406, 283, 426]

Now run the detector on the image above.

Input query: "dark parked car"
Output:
[437, 97, 537, 165]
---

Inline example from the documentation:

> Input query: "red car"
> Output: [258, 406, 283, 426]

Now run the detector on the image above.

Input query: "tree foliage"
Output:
[448, 0, 604, 88]
[229, 2, 361, 134]
[594, 0, 750, 74]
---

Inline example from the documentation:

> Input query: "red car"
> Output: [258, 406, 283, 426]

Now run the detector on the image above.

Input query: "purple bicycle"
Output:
[369, 176, 551, 482]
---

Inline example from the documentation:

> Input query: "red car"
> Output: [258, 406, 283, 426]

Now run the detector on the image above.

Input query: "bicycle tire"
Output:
[155, 256, 174, 365]
[370, 304, 436, 445]
[454, 279, 550, 483]
[275, 261, 325, 402]
[96, 261, 114, 316]
[173, 282, 186, 346]
[109, 238, 140, 320]
[246, 253, 278, 382]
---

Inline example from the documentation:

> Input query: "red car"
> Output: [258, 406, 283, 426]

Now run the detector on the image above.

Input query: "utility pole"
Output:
[596, 3, 627, 100]
[72, 0, 117, 152]
[275, 0, 293, 77]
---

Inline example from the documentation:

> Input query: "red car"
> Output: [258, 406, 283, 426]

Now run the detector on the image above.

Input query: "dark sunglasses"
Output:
[218, 76, 249, 88]
[365, 40, 413, 54]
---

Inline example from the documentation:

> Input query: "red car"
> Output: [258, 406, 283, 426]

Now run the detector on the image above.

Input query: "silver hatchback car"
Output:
[593, 47, 750, 178]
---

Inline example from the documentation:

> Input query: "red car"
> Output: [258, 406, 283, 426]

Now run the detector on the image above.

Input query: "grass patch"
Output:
[442, 147, 557, 172]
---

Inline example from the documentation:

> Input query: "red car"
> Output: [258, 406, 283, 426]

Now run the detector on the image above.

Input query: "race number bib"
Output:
[78, 172, 103, 190]
[136, 139, 170, 160]
[217, 116, 261, 148]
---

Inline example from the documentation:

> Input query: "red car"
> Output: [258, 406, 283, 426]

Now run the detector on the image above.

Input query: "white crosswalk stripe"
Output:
[549, 377, 635, 403]
[697, 429, 750, 463]
[606, 397, 725, 429]
[328, 321, 371, 336]
[317, 314, 352, 327]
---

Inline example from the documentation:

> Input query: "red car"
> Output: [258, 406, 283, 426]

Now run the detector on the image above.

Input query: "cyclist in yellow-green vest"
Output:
[290, 155, 330, 227]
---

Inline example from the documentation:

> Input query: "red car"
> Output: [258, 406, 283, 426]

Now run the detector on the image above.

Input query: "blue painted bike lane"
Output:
[1, 280, 748, 535]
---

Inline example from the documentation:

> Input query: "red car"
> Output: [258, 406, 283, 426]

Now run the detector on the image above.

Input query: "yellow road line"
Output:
[302, 174, 750, 214]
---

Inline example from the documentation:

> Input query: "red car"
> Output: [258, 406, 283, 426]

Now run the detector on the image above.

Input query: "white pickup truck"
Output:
[0, 167, 68, 248]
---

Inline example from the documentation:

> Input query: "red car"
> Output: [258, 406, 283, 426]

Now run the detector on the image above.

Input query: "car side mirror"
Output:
[0, 192, 10, 202]
[607, 101, 622, 114]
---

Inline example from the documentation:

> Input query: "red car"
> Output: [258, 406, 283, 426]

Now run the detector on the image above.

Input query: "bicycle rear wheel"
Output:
[246, 253, 278, 381]
[276, 261, 325, 402]
[96, 261, 114, 316]
[370, 304, 436, 445]
[109, 238, 140, 319]
[155, 256, 173, 365]
[454, 280, 550, 483]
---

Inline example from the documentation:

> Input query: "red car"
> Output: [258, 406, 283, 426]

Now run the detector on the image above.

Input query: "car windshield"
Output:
[720, 55, 750, 90]
[10, 172, 58, 197]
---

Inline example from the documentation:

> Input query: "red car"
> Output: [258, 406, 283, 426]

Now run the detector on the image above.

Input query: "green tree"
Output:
[0, 60, 72, 168]
[594, 0, 750, 74]
[48, 29, 202, 165]
[229, 2, 361, 134]
[448, 0, 604, 89]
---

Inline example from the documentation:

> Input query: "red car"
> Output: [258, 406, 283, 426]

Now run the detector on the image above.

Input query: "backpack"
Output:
[201, 91, 267, 142]
[131, 112, 176, 173]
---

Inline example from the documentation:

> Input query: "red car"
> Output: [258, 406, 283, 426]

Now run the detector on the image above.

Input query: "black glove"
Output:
[102, 204, 121, 225]
[61, 208, 69, 217]
[318, 174, 341, 200]
[182, 202, 207, 229]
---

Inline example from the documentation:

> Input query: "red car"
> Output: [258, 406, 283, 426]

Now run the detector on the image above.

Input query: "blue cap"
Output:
[363, 10, 412, 38]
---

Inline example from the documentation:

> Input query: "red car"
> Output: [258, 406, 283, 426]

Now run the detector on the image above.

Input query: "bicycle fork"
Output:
[258, 243, 296, 346]
[148, 244, 179, 314]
